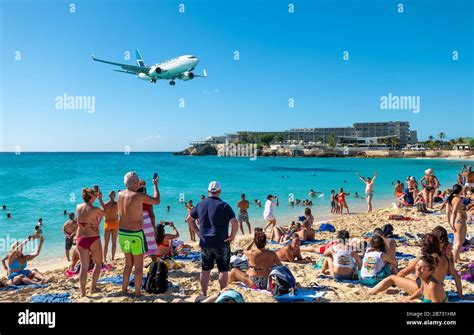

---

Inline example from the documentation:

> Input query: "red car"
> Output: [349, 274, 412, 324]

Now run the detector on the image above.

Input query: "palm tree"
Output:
[328, 135, 336, 148]
[437, 132, 446, 149]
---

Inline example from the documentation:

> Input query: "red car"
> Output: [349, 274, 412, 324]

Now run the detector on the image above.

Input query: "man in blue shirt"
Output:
[186, 181, 238, 296]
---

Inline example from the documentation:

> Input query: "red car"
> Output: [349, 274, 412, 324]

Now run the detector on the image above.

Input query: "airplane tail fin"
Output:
[135, 49, 146, 67]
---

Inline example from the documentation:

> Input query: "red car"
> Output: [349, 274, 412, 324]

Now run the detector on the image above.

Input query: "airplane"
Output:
[91, 49, 207, 85]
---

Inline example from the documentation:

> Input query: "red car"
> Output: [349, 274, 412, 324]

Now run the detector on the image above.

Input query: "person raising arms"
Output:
[356, 171, 377, 213]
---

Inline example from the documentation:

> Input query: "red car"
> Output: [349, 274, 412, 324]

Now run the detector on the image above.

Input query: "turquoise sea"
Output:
[0, 152, 471, 260]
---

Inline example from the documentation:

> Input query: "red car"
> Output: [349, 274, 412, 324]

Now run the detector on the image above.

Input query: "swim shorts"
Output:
[238, 211, 249, 223]
[201, 245, 231, 272]
[8, 269, 32, 281]
[65, 236, 74, 251]
[118, 229, 148, 256]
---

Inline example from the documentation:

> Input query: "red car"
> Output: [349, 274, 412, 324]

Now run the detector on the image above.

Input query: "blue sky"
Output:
[1, 0, 472, 151]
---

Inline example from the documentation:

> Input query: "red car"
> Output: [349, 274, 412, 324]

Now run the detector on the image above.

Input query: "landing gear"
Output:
[169, 80, 175, 86]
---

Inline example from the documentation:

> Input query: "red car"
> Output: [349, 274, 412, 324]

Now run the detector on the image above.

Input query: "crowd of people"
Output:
[1, 164, 472, 303]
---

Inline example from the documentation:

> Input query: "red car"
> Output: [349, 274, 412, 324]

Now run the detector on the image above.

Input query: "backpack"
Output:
[267, 266, 297, 296]
[319, 223, 336, 233]
[144, 260, 169, 294]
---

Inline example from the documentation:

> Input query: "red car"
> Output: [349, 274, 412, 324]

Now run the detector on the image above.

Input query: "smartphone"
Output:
[163, 221, 170, 226]
[94, 185, 99, 192]
[153, 172, 158, 180]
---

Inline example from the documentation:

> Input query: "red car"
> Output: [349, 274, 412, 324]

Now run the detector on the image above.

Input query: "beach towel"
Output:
[395, 252, 416, 260]
[173, 251, 201, 261]
[317, 274, 377, 288]
[65, 263, 113, 278]
[313, 257, 325, 269]
[143, 211, 158, 257]
[0, 283, 49, 291]
[447, 292, 474, 303]
[31, 293, 71, 303]
[275, 288, 325, 302]
[300, 239, 326, 246]
[98, 275, 145, 287]
[389, 215, 420, 221]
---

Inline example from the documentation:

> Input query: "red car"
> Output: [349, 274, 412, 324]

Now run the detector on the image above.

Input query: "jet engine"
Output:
[181, 71, 195, 81]
[149, 66, 162, 75]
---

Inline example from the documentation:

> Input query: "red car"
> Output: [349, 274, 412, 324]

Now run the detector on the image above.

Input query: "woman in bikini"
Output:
[369, 232, 463, 299]
[1, 236, 49, 286]
[446, 184, 468, 264]
[420, 168, 440, 209]
[75, 187, 106, 297]
[338, 188, 350, 215]
[227, 230, 282, 290]
[156, 221, 180, 258]
[401, 255, 448, 303]
[321, 230, 362, 280]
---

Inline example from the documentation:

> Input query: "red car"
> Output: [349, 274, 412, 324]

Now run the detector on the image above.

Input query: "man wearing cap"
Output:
[186, 181, 238, 296]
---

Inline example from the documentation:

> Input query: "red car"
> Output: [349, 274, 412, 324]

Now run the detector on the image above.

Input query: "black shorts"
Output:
[331, 201, 336, 208]
[201, 245, 231, 272]
[65, 237, 74, 251]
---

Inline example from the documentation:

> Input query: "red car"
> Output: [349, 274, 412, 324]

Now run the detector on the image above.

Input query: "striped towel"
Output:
[143, 211, 158, 256]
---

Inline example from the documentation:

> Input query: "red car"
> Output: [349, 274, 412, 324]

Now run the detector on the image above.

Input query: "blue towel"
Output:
[447, 292, 474, 303]
[300, 239, 326, 246]
[317, 274, 376, 287]
[396, 252, 416, 260]
[275, 288, 325, 302]
[31, 293, 71, 303]
[0, 283, 48, 291]
[173, 252, 201, 261]
[98, 275, 144, 287]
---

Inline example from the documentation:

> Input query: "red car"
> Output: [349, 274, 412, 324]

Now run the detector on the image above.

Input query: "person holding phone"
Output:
[156, 221, 180, 258]
[118, 171, 160, 297]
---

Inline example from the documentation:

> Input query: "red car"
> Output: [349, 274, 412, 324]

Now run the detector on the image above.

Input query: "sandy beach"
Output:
[1, 204, 472, 303]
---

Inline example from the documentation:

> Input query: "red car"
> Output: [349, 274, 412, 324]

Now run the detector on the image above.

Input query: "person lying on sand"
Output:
[369, 231, 463, 299]
[270, 221, 299, 243]
[276, 235, 312, 264]
[400, 255, 448, 303]
[228, 229, 282, 290]
[1, 235, 50, 286]
[320, 230, 362, 280]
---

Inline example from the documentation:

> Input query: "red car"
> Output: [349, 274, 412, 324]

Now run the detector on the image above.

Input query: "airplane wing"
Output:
[91, 55, 150, 74]
[193, 69, 208, 78]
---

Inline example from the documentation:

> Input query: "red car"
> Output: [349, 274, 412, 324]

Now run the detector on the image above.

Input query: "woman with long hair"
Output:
[445, 184, 467, 264]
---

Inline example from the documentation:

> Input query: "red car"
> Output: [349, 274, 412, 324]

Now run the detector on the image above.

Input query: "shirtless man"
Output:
[103, 191, 119, 263]
[461, 165, 474, 195]
[237, 193, 251, 234]
[227, 230, 282, 290]
[394, 180, 404, 199]
[420, 169, 440, 209]
[357, 171, 377, 213]
[62, 213, 77, 262]
[276, 235, 312, 263]
[118, 171, 160, 297]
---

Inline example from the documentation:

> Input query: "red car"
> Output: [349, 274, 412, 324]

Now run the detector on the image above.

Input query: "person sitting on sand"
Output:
[414, 191, 430, 213]
[401, 255, 448, 303]
[63, 212, 77, 262]
[321, 230, 362, 280]
[118, 171, 161, 297]
[271, 221, 301, 243]
[445, 184, 468, 264]
[1, 236, 49, 286]
[103, 190, 119, 263]
[369, 232, 463, 299]
[75, 187, 106, 296]
[359, 236, 396, 285]
[394, 180, 404, 199]
[228, 229, 282, 290]
[337, 188, 350, 215]
[420, 168, 440, 209]
[433, 190, 444, 204]
[296, 209, 315, 241]
[276, 235, 312, 264]
[373, 226, 397, 269]
[356, 171, 378, 213]
[263, 195, 279, 232]
[156, 221, 180, 258]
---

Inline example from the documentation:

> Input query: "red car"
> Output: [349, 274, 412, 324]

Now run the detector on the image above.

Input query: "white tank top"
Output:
[333, 246, 355, 269]
[360, 250, 385, 278]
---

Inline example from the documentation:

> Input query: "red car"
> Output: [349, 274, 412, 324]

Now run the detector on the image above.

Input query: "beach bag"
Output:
[215, 289, 245, 303]
[144, 260, 169, 294]
[267, 266, 297, 296]
[230, 254, 249, 271]
[319, 223, 336, 233]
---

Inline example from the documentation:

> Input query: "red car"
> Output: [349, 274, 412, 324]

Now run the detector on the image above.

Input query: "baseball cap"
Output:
[208, 181, 221, 193]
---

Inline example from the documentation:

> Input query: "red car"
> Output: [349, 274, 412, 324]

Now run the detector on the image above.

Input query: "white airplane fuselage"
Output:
[144, 55, 199, 80]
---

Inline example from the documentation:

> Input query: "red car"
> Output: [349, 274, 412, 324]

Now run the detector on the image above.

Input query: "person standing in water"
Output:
[420, 168, 440, 209]
[103, 191, 119, 263]
[337, 188, 350, 215]
[237, 193, 251, 235]
[63, 213, 77, 262]
[356, 171, 377, 213]
[118, 172, 160, 297]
